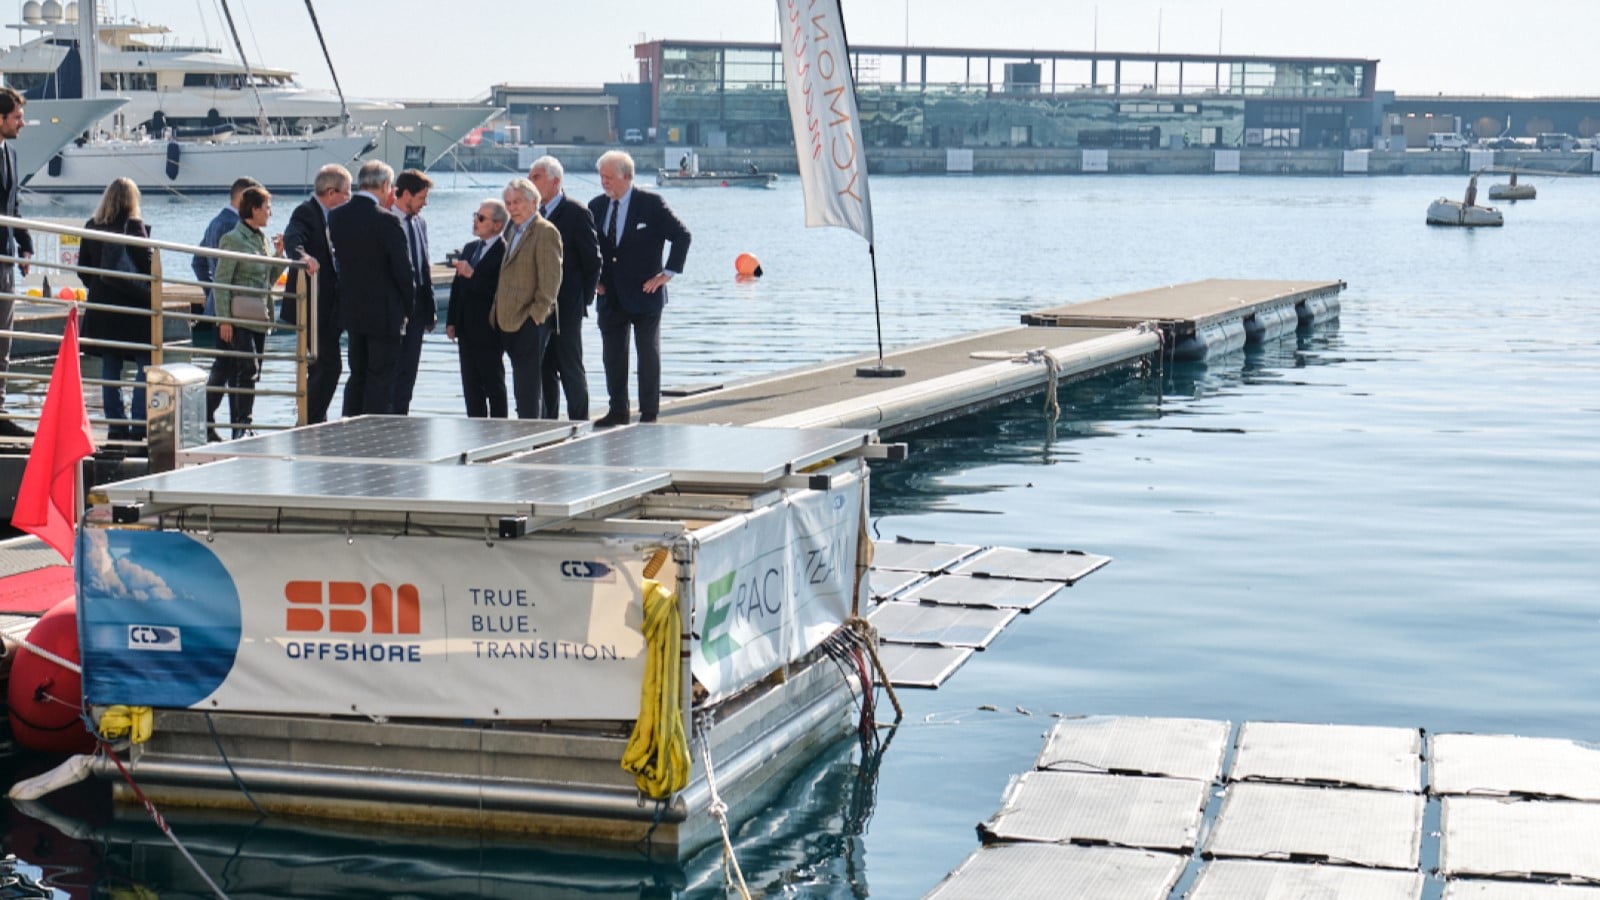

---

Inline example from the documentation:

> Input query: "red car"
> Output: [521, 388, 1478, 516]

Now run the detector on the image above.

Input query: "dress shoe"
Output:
[593, 412, 630, 428]
[0, 419, 33, 438]
[638, 416, 658, 424]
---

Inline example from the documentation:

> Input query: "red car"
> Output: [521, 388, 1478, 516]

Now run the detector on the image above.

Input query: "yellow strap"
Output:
[98, 705, 154, 744]
[621, 578, 690, 799]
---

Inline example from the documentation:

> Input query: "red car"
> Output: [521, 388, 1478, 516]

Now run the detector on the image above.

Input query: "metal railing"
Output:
[0, 213, 317, 453]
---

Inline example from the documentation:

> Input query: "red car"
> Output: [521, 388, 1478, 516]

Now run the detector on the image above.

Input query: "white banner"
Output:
[77, 530, 649, 720]
[691, 471, 862, 703]
[777, 0, 874, 243]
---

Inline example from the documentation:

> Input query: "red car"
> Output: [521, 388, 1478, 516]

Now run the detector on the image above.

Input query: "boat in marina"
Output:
[52, 416, 899, 859]
[657, 168, 779, 189]
[657, 151, 777, 188]
[11, 96, 126, 178]
[2, 0, 496, 191]
[1487, 171, 1536, 200]
[1426, 174, 1503, 227]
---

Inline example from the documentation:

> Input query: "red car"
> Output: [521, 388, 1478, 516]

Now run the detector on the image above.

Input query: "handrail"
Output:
[0, 213, 317, 449]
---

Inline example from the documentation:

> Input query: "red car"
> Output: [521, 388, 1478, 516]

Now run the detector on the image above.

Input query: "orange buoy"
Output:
[6, 596, 95, 754]
[734, 253, 763, 278]
[57, 286, 75, 300]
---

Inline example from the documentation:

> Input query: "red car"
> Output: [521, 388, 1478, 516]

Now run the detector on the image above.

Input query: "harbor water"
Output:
[5, 172, 1599, 898]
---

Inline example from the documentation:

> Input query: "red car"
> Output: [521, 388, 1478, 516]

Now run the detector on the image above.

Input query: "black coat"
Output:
[79, 216, 154, 353]
[587, 188, 690, 316]
[327, 194, 411, 338]
[445, 238, 504, 346]
[281, 196, 338, 331]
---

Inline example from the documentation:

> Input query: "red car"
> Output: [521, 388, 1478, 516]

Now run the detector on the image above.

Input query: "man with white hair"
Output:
[588, 149, 690, 426]
[492, 177, 563, 419]
[530, 156, 600, 420]
[328, 160, 412, 415]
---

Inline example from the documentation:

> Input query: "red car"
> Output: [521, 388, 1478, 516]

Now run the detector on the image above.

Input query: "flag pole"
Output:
[837, 3, 903, 379]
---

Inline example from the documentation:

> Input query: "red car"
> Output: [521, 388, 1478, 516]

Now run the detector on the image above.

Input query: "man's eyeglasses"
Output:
[473, 213, 488, 222]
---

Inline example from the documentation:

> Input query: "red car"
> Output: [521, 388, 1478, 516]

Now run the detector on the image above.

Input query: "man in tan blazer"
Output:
[492, 177, 564, 418]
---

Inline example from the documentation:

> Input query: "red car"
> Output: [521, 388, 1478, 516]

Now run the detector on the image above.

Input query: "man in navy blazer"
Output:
[587, 150, 690, 426]
[328, 160, 412, 416]
[531, 156, 601, 420]
[282, 164, 350, 423]
[0, 87, 34, 438]
[446, 199, 509, 418]
[389, 169, 434, 414]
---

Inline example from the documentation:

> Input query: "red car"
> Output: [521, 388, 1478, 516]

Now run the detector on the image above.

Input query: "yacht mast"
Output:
[302, 0, 351, 130]
[215, 0, 273, 136]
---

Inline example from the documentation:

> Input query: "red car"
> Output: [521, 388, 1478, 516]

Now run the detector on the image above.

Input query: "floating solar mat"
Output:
[1440, 797, 1600, 883]
[1203, 782, 1424, 870]
[978, 771, 1210, 852]
[98, 458, 672, 519]
[501, 422, 874, 488]
[895, 574, 1065, 611]
[869, 538, 982, 573]
[866, 601, 1018, 649]
[868, 567, 925, 602]
[873, 643, 973, 689]
[926, 843, 1185, 900]
[1036, 716, 1231, 782]
[181, 415, 582, 464]
[950, 546, 1111, 584]
[1430, 733, 1600, 801]
[1229, 722, 1423, 792]
[1188, 859, 1424, 900]
[1443, 882, 1600, 899]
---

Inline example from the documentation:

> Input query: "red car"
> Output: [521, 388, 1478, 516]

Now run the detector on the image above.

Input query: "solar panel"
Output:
[98, 458, 671, 518]
[181, 415, 583, 465]
[500, 422, 874, 487]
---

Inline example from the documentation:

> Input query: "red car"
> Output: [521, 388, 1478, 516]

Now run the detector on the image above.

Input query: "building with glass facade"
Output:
[633, 40, 1380, 150]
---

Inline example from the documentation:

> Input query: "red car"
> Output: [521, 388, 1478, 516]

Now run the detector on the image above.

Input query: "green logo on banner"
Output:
[701, 571, 741, 662]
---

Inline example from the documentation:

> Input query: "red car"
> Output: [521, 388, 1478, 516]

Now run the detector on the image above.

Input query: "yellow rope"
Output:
[621, 553, 691, 799]
[98, 705, 154, 744]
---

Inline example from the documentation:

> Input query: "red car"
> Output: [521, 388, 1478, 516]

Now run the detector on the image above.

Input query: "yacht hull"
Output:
[22, 134, 374, 194]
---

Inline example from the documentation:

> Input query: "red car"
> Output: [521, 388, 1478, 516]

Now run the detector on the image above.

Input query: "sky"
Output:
[50, 1, 1600, 101]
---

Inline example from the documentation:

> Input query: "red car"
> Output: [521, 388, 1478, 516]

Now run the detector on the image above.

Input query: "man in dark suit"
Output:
[588, 150, 690, 426]
[530, 156, 601, 420]
[328, 160, 412, 416]
[389, 169, 434, 414]
[282, 164, 350, 423]
[0, 87, 35, 438]
[445, 199, 509, 418]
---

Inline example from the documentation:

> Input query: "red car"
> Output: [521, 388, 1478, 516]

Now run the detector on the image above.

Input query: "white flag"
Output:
[777, 0, 874, 244]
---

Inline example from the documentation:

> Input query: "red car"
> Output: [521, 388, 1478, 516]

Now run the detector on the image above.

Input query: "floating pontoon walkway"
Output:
[927, 716, 1600, 900]
[658, 279, 1343, 434]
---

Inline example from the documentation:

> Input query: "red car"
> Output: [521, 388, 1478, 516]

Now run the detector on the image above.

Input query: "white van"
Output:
[1427, 133, 1469, 150]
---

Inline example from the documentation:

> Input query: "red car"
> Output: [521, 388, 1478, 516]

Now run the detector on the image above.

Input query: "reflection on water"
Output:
[2, 732, 890, 899]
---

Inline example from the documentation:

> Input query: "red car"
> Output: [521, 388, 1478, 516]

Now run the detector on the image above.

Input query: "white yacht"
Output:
[2, 0, 496, 192]
[11, 96, 126, 179]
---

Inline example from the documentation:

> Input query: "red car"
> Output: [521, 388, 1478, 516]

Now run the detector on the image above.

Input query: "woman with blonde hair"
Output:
[78, 177, 153, 441]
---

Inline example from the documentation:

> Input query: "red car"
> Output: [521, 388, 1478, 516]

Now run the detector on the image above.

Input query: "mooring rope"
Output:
[695, 723, 753, 900]
[969, 347, 1061, 422]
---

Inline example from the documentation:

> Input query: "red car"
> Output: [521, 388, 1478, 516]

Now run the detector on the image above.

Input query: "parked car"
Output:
[1427, 133, 1469, 150]
[1477, 136, 1523, 150]
[1536, 132, 1576, 151]
[623, 128, 644, 144]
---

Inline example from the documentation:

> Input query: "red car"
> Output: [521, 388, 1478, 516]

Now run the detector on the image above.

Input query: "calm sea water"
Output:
[6, 171, 1600, 898]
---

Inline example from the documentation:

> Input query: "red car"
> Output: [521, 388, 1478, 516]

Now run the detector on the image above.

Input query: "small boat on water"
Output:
[1487, 171, 1536, 201]
[657, 169, 778, 189]
[657, 151, 777, 188]
[1427, 174, 1504, 227]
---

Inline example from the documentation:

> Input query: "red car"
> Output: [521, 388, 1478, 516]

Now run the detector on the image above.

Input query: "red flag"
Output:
[13, 306, 96, 562]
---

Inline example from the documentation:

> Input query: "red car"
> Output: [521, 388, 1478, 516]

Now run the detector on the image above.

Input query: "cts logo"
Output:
[127, 624, 182, 652]
[286, 581, 420, 634]
[560, 561, 615, 582]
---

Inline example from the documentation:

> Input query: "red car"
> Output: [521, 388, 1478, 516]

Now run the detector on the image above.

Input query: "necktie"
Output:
[406, 215, 424, 286]
[470, 241, 485, 268]
[606, 200, 618, 246]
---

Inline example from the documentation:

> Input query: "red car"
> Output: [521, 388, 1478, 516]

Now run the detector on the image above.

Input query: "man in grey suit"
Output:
[328, 160, 412, 416]
[0, 87, 34, 438]
[530, 156, 601, 420]
[588, 150, 691, 426]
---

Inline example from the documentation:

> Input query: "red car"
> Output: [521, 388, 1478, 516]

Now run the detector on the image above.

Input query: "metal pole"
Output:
[854, 243, 903, 378]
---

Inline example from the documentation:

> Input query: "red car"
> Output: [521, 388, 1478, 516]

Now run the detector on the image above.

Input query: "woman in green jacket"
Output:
[205, 185, 286, 440]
